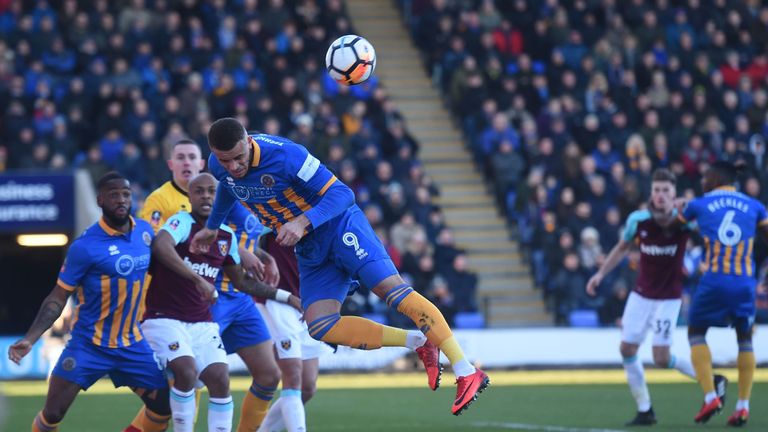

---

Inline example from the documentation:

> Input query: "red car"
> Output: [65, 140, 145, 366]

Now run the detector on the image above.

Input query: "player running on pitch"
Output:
[586, 168, 726, 425]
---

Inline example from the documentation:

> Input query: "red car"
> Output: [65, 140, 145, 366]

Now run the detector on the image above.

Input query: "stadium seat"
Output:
[454, 312, 485, 329]
[568, 310, 600, 328]
[362, 313, 388, 325]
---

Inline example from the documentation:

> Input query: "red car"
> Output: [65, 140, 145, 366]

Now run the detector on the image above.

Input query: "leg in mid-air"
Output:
[304, 273, 488, 415]
[727, 325, 754, 427]
[300, 209, 489, 415]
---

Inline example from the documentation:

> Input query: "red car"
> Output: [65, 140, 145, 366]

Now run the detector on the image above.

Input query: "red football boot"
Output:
[726, 408, 749, 427]
[415, 340, 442, 390]
[452, 369, 490, 416]
[694, 397, 722, 423]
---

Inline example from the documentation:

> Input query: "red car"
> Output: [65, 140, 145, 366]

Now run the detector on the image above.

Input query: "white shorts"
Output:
[258, 301, 332, 360]
[621, 291, 682, 346]
[141, 319, 228, 375]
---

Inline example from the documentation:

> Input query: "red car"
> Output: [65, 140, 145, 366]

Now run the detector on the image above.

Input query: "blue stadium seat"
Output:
[568, 310, 599, 328]
[362, 313, 388, 325]
[455, 312, 485, 329]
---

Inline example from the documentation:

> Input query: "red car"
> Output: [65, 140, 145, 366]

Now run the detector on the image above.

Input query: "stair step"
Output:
[487, 313, 553, 327]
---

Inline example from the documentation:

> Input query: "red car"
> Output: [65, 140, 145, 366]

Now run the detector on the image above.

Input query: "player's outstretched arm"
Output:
[9, 285, 71, 364]
[586, 239, 631, 296]
[224, 265, 302, 312]
[152, 230, 217, 302]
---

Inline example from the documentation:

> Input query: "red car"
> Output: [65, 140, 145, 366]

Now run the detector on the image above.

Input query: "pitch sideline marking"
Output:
[2, 368, 767, 396]
[472, 421, 627, 432]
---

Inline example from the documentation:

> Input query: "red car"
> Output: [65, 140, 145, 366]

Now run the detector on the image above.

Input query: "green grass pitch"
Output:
[2, 382, 766, 431]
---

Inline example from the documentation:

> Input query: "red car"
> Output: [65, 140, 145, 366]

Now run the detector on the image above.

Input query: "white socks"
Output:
[208, 396, 233, 432]
[280, 389, 306, 432]
[736, 399, 749, 410]
[406, 330, 427, 350]
[452, 359, 476, 378]
[258, 397, 284, 432]
[170, 387, 196, 432]
[258, 389, 306, 432]
[668, 354, 696, 379]
[704, 391, 718, 404]
[623, 356, 651, 412]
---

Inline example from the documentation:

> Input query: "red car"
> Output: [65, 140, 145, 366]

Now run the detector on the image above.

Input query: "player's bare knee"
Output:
[301, 382, 317, 403]
[652, 350, 670, 368]
[143, 387, 172, 416]
[736, 329, 753, 344]
[171, 367, 198, 391]
[254, 365, 281, 389]
[200, 363, 230, 398]
[42, 406, 66, 425]
[619, 342, 638, 358]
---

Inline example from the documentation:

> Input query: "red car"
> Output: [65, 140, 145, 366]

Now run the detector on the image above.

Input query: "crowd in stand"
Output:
[0, 0, 477, 326]
[403, 0, 768, 325]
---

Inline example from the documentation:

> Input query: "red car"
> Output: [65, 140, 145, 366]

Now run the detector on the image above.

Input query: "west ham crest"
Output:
[218, 240, 229, 256]
[168, 342, 180, 351]
[281, 339, 292, 350]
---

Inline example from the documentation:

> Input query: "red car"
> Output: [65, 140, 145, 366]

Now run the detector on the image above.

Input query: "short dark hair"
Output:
[709, 160, 742, 185]
[208, 117, 246, 151]
[651, 168, 676, 185]
[96, 171, 129, 191]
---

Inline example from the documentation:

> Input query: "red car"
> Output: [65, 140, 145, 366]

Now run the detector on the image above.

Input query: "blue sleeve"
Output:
[756, 201, 768, 227]
[57, 239, 90, 291]
[303, 181, 355, 229]
[681, 199, 699, 223]
[161, 212, 193, 245]
[227, 203, 263, 238]
[206, 181, 238, 230]
[284, 142, 338, 195]
[622, 212, 641, 242]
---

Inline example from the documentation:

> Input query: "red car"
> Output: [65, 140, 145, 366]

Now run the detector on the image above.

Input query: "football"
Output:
[325, 34, 376, 86]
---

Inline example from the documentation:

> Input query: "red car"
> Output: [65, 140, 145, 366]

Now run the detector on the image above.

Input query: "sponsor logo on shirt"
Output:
[183, 256, 221, 278]
[640, 244, 678, 256]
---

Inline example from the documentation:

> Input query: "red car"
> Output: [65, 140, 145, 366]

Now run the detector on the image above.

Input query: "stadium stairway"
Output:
[346, 0, 552, 327]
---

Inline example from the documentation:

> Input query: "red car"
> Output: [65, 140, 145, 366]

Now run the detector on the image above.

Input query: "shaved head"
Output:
[188, 172, 217, 189]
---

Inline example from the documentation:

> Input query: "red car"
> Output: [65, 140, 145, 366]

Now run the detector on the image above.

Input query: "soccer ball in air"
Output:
[325, 35, 376, 86]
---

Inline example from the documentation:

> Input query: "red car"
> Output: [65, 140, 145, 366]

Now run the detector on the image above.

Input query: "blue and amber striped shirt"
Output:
[207, 134, 341, 232]
[57, 217, 153, 348]
[681, 186, 768, 281]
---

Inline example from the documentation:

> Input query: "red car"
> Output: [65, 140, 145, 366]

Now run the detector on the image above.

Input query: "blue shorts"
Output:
[689, 277, 756, 332]
[296, 205, 398, 309]
[52, 335, 166, 390]
[211, 293, 271, 354]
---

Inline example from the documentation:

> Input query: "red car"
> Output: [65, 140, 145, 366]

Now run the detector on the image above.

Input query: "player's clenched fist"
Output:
[8, 339, 33, 364]
[190, 227, 218, 253]
[586, 273, 603, 297]
[277, 215, 310, 247]
[194, 276, 218, 304]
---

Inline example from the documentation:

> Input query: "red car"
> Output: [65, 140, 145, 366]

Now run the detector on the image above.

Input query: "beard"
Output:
[104, 206, 132, 226]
